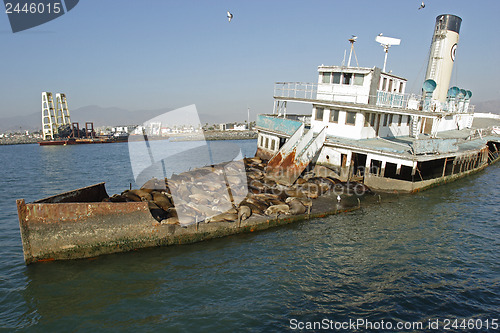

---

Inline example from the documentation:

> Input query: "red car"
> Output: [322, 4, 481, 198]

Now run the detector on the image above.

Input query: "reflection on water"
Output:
[0, 142, 498, 331]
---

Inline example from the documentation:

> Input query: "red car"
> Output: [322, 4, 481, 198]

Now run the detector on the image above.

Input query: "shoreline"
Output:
[1, 131, 257, 146]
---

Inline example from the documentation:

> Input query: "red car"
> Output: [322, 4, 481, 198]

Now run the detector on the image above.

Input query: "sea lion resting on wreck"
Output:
[105, 158, 374, 224]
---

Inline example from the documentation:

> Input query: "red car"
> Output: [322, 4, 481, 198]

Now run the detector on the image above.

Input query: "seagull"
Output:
[379, 33, 383, 36]
[337, 195, 341, 203]
[418, 1, 425, 10]
[227, 11, 233, 22]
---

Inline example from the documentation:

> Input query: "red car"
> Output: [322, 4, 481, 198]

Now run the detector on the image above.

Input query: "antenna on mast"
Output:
[375, 34, 401, 72]
[347, 35, 359, 67]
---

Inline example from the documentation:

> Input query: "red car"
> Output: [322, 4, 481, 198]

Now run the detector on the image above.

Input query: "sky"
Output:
[0, 0, 499, 122]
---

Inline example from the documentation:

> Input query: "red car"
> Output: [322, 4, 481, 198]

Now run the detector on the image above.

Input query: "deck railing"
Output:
[273, 82, 475, 114]
[274, 82, 317, 100]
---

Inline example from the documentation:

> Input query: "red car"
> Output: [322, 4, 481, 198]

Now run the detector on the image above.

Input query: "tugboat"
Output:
[255, 14, 500, 192]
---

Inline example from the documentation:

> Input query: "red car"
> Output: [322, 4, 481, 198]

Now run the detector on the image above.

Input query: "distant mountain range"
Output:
[0, 105, 226, 133]
[474, 99, 500, 115]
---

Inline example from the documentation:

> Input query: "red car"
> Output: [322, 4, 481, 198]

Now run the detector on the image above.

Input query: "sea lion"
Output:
[188, 193, 210, 205]
[249, 180, 266, 192]
[253, 193, 280, 201]
[161, 217, 179, 225]
[148, 201, 168, 222]
[141, 178, 166, 192]
[226, 207, 238, 215]
[226, 175, 243, 185]
[109, 193, 127, 202]
[166, 207, 178, 218]
[269, 198, 286, 206]
[284, 188, 306, 198]
[287, 199, 306, 215]
[238, 205, 252, 222]
[121, 190, 142, 202]
[246, 197, 270, 211]
[299, 183, 320, 199]
[239, 200, 264, 215]
[124, 189, 153, 202]
[206, 212, 238, 223]
[189, 185, 208, 196]
[286, 196, 312, 214]
[151, 191, 173, 211]
[265, 204, 290, 216]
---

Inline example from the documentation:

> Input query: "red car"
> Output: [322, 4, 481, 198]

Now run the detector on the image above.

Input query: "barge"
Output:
[16, 14, 500, 264]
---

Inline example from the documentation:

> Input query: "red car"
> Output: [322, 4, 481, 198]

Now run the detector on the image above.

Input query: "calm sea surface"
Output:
[0, 140, 499, 332]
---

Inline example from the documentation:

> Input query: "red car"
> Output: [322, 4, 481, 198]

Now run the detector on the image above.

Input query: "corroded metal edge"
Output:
[17, 195, 359, 265]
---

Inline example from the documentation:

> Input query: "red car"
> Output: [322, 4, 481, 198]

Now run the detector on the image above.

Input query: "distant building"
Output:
[219, 123, 248, 131]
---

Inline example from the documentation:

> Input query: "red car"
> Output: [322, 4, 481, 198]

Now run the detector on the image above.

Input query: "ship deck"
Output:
[325, 128, 500, 162]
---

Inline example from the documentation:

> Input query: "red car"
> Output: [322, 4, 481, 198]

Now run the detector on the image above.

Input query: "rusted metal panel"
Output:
[267, 124, 304, 169]
[17, 187, 361, 264]
[267, 127, 327, 186]
[34, 182, 109, 203]
[17, 198, 154, 264]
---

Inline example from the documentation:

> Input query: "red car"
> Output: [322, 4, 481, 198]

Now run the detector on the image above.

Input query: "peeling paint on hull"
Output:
[17, 189, 359, 264]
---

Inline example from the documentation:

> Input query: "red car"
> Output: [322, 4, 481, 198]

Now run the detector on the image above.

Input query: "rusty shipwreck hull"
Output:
[17, 183, 359, 264]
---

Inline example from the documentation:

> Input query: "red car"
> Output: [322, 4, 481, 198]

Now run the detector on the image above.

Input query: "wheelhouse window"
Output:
[343, 73, 352, 85]
[346, 111, 356, 125]
[333, 72, 341, 84]
[322, 72, 331, 84]
[388, 79, 393, 92]
[399, 82, 404, 93]
[354, 73, 364, 86]
[315, 108, 324, 121]
[382, 77, 387, 90]
[330, 109, 339, 123]
[383, 114, 388, 126]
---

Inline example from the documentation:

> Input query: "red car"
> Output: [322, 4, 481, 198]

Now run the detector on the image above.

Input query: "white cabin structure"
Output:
[255, 14, 500, 192]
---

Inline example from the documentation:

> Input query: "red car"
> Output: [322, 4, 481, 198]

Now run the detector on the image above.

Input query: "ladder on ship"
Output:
[266, 125, 327, 186]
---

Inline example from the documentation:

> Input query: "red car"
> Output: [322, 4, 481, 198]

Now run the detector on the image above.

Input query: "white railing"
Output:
[376, 91, 411, 108]
[274, 82, 317, 100]
[273, 82, 476, 114]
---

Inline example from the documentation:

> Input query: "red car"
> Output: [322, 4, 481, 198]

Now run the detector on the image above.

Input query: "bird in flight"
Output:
[418, 1, 425, 10]
[227, 11, 233, 22]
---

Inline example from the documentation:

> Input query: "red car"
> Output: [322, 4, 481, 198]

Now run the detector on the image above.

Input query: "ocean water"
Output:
[0, 140, 499, 332]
